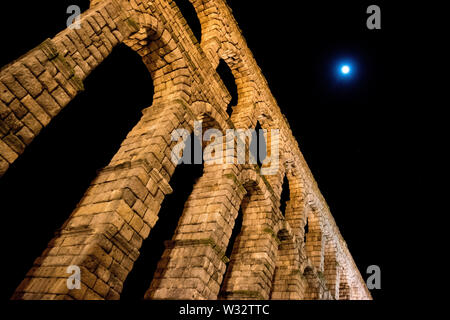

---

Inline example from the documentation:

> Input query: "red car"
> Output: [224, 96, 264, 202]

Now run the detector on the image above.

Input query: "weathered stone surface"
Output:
[0, 73, 28, 99]
[9, 63, 43, 98]
[51, 87, 71, 108]
[0, 155, 8, 176]
[0, 119, 10, 136]
[0, 139, 18, 163]
[9, 99, 28, 119]
[0, 82, 15, 104]
[3, 133, 25, 154]
[3, 0, 370, 301]
[23, 56, 46, 77]
[36, 90, 60, 117]
[21, 95, 51, 126]
[38, 71, 59, 92]
[16, 126, 35, 145]
[3, 113, 23, 133]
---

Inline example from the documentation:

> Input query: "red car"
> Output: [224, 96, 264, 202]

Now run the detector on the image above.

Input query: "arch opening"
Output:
[339, 272, 350, 300]
[224, 207, 243, 265]
[0, 44, 154, 299]
[218, 180, 276, 300]
[279, 174, 290, 216]
[303, 266, 319, 300]
[121, 133, 204, 300]
[218, 202, 247, 300]
[269, 228, 302, 300]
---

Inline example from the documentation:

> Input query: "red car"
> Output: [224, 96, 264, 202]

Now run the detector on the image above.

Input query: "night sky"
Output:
[0, 0, 402, 302]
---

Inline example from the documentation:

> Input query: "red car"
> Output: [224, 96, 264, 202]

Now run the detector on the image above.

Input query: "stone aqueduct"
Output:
[0, 0, 371, 300]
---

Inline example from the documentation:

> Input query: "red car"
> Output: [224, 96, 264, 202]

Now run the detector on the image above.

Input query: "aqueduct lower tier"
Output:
[0, 0, 371, 300]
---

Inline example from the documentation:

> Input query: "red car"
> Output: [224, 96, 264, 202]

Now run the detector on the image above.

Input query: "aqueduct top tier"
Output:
[0, 0, 371, 300]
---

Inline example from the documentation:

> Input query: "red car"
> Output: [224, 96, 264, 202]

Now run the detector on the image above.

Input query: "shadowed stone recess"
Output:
[1, 0, 371, 300]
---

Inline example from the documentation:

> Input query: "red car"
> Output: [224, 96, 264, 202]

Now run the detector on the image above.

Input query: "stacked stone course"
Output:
[0, 0, 371, 300]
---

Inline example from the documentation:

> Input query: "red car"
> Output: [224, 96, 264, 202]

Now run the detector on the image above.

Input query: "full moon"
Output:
[341, 65, 350, 75]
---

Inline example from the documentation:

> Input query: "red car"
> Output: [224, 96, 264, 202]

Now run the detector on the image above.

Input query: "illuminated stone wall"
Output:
[0, 0, 371, 300]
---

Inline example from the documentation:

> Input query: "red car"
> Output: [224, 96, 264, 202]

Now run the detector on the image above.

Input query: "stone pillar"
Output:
[282, 171, 307, 239]
[145, 164, 246, 300]
[12, 100, 192, 300]
[339, 272, 350, 300]
[284, 193, 306, 238]
[304, 207, 324, 272]
[323, 238, 339, 299]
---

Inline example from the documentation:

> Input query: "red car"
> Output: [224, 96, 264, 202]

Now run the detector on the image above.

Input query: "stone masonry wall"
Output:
[1, 0, 371, 300]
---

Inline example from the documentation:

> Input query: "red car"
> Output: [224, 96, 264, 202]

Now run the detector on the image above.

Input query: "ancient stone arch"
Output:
[0, 0, 371, 300]
[270, 222, 303, 300]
